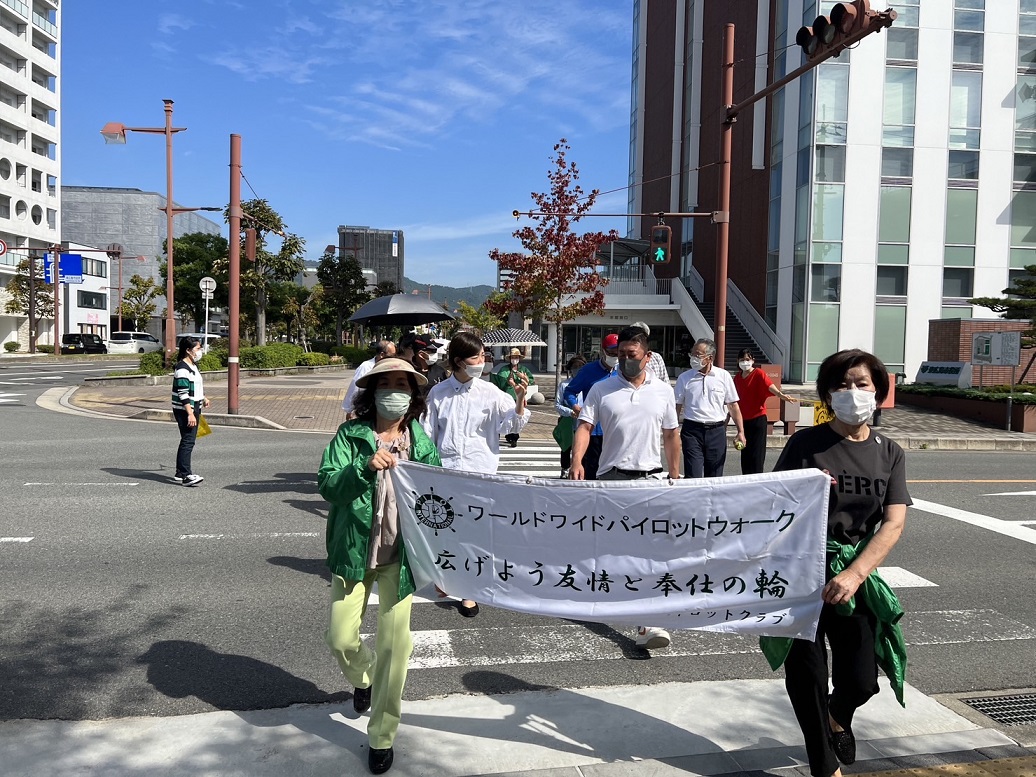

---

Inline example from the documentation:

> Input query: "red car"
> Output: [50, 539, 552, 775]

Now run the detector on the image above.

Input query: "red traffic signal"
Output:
[649, 225, 672, 265]
[796, 1, 872, 60]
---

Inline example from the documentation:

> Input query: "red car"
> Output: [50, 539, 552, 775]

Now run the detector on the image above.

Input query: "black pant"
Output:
[784, 602, 879, 777]
[579, 435, 603, 480]
[173, 406, 200, 477]
[680, 420, 727, 478]
[560, 447, 571, 470]
[740, 414, 768, 475]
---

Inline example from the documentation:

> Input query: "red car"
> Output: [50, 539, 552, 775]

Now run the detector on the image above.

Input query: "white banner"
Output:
[391, 465, 830, 640]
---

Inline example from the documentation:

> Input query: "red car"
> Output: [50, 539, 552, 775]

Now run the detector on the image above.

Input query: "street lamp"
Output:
[100, 99, 186, 364]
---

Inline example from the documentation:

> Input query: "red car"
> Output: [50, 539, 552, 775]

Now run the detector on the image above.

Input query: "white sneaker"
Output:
[181, 474, 204, 487]
[635, 626, 671, 650]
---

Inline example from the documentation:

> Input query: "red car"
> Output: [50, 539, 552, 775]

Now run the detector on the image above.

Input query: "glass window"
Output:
[945, 189, 979, 245]
[1007, 269, 1035, 297]
[884, 68, 917, 127]
[948, 150, 980, 179]
[1011, 191, 1036, 247]
[953, 10, 984, 31]
[812, 184, 844, 241]
[795, 185, 810, 245]
[813, 242, 842, 263]
[950, 71, 982, 132]
[797, 147, 811, 187]
[954, 0, 984, 9]
[876, 266, 908, 296]
[1018, 77, 1036, 133]
[886, 29, 918, 61]
[944, 246, 976, 266]
[806, 303, 840, 363]
[1022, 16, 1036, 36]
[879, 187, 912, 243]
[768, 198, 781, 252]
[815, 145, 845, 182]
[954, 32, 983, 65]
[1023, 0, 1036, 13]
[882, 147, 913, 177]
[1012, 247, 1036, 267]
[874, 306, 907, 365]
[941, 306, 972, 319]
[896, 6, 920, 27]
[816, 122, 847, 144]
[882, 126, 915, 147]
[1014, 153, 1036, 184]
[817, 65, 849, 124]
[943, 268, 974, 297]
[878, 244, 910, 264]
[810, 264, 841, 302]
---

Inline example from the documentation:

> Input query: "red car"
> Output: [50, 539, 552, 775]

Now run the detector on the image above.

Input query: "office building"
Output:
[338, 225, 404, 292]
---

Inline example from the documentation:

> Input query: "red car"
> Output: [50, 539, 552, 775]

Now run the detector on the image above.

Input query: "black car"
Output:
[62, 333, 107, 354]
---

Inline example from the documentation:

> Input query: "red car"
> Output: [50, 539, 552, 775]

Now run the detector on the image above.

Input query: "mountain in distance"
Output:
[402, 276, 496, 310]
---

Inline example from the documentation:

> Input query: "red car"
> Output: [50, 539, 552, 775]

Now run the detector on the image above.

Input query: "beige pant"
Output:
[325, 564, 414, 749]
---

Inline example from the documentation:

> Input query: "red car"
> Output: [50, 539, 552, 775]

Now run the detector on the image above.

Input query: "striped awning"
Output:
[482, 328, 548, 347]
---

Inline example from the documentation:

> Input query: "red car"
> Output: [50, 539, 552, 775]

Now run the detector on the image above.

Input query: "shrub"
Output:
[4, 341, 21, 353]
[105, 369, 145, 377]
[139, 351, 169, 375]
[239, 343, 304, 369]
[37, 344, 54, 354]
[196, 353, 224, 372]
[333, 345, 371, 367]
[898, 383, 1036, 405]
[297, 352, 330, 366]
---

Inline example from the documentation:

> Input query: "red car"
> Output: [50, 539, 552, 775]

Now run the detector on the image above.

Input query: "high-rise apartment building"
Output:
[631, 0, 1034, 381]
[338, 225, 404, 292]
[0, 0, 60, 346]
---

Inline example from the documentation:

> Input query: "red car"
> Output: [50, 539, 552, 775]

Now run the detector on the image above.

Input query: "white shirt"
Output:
[673, 367, 740, 423]
[422, 374, 531, 474]
[342, 357, 377, 412]
[578, 371, 678, 475]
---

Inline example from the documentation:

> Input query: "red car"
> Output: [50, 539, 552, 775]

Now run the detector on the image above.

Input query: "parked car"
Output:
[107, 331, 163, 354]
[177, 333, 220, 354]
[61, 333, 107, 354]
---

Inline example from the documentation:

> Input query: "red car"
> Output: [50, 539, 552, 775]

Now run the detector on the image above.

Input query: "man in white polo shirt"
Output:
[570, 326, 681, 651]
[674, 337, 746, 478]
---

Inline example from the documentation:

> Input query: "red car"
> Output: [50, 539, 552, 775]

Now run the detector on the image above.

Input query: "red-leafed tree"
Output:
[488, 139, 617, 388]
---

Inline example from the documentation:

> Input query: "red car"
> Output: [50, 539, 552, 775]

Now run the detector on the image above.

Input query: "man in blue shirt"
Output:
[562, 333, 618, 479]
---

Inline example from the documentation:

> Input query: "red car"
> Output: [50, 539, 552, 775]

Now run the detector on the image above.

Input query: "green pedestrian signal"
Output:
[649, 225, 672, 265]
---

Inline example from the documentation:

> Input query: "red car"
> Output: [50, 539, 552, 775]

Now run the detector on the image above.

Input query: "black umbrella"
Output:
[348, 294, 456, 327]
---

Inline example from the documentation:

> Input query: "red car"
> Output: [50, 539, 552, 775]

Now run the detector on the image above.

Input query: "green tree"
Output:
[456, 300, 503, 337]
[375, 280, 399, 297]
[160, 232, 230, 331]
[317, 246, 371, 344]
[120, 274, 161, 332]
[4, 258, 54, 349]
[220, 199, 305, 345]
[488, 139, 617, 387]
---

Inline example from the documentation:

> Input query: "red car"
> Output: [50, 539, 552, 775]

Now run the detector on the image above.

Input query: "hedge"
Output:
[330, 345, 372, 366]
[297, 352, 330, 366]
[240, 343, 304, 369]
[139, 351, 170, 375]
[898, 383, 1036, 405]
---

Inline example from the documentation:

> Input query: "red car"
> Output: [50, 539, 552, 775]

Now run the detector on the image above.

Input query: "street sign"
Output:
[43, 253, 84, 285]
[972, 332, 1022, 367]
[0, 238, 7, 256]
[201, 291, 213, 301]
[199, 276, 217, 293]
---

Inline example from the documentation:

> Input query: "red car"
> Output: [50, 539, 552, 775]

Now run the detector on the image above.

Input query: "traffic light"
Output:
[796, 1, 874, 61]
[649, 225, 672, 265]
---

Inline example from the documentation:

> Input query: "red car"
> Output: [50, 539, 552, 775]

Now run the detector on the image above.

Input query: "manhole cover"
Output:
[962, 693, 1036, 726]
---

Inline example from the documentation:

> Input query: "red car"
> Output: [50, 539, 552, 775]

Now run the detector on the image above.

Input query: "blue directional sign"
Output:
[43, 253, 84, 285]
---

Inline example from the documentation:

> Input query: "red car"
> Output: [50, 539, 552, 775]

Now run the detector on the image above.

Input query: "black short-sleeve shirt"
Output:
[774, 423, 911, 545]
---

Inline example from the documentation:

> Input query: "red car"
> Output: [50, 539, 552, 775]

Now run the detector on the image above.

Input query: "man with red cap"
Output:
[561, 332, 619, 480]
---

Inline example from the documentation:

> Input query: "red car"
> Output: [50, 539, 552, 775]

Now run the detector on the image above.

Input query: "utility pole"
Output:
[228, 134, 242, 415]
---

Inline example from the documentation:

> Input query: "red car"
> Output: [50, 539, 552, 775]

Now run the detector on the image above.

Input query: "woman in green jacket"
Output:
[318, 357, 441, 775]
[492, 347, 533, 447]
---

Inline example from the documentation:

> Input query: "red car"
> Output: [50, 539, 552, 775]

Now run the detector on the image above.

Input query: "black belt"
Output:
[612, 467, 664, 477]
[683, 419, 726, 429]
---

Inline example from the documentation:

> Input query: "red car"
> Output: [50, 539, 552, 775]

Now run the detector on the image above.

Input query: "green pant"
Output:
[325, 564, 414, 749]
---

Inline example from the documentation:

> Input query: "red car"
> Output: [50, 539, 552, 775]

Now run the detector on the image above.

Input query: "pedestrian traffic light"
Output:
[649, 225, 672, 265]
[796, 1, 874, 61]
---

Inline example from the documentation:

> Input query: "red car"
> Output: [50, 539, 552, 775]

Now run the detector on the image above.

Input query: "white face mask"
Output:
[830, 388, 877, 425]
[603, 354, 618, 368]
[424, 350, 439, 365]
[510, 358, 520, 366]
[738, 360, 753, 372]
[689, 356, 706, 371]
[463, 362, 484, 380]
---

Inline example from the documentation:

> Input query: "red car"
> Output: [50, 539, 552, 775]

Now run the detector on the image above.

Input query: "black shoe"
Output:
[353, 685, 372, 714]
[368, 746, 393, 774]
[830, 728, 856, 765]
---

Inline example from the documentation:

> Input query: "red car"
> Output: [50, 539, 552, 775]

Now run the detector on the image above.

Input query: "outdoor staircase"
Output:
[693, 301, 771, 367]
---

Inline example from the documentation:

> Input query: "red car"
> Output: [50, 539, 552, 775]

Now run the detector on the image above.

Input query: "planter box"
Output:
[896, 392, 1036, 433]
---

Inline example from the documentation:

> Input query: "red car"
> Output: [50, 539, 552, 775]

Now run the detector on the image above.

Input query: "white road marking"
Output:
[983, 490, 1036, 496]
[912, 498, 1036, 546]
[876, 566, 938, 587]
[23, 482, 139, 487]
[0, 392, 26, 402]
[178, 532, 321, 540]
[0, 537, 34, 543]
[10, 376, 61, 381]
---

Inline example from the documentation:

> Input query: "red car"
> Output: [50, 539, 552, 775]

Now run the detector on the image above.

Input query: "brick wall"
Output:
[926, 318, 1035, 386]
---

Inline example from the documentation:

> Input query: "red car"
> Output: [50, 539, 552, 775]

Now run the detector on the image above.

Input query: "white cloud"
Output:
[158, 13, 194, 35]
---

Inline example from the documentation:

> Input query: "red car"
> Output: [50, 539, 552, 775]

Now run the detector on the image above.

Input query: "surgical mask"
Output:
[603, 354, 618, 368]
[738, 360, 753, 372]
[463, 363, 484, 380]
[689, 356, 706, 371]
[424, 350, 439, 365]
[510, 358, 520, 366]
[830, 388, 877, 425]
[374, 389, 411, 420]
[619, 357, 644, 379]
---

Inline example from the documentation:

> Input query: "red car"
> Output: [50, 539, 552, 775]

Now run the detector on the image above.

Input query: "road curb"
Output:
[128, 408, 285, 430]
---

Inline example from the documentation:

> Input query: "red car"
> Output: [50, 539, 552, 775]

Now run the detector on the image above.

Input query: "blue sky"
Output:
[61, 1, 633, 289]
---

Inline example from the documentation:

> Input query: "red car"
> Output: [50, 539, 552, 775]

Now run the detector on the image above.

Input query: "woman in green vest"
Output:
[492, 348, 533, 447]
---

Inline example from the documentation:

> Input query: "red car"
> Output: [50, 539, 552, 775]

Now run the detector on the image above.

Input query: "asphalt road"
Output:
[0, 358, 139, 403]
[1, 395, 1034, 723]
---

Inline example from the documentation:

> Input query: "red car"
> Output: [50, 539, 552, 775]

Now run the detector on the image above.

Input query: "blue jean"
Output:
[173, 406, 199, 477]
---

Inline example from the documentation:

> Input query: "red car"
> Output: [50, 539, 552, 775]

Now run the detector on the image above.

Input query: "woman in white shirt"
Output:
[422, 332, 530, 616]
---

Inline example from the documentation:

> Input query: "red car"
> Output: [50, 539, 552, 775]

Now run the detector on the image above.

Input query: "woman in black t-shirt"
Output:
[772, 349, 911, 777]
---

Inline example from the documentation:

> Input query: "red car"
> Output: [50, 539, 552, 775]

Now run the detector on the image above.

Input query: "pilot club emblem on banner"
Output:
[392, 464, 831, 640]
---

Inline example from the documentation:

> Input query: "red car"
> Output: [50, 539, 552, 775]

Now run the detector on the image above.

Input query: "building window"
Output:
[1015, 153, 1036, 184]
[82, 257, 107, 278]
[955, 32, 984, 65]
[810, 264, 841, 303]
[946, 189, 979, 245]
[812, 184, 844, 241]
[877, 266, 908, 296]
[815, 145, 845, 182]
[943, 268, 974, 298]
[950, 70, 982, 149]
[886, 28, 918, 62]
[882, 147, 913, 178]
[949, 150, 980, 180]
[879, 187, 912, 243]
[874, 305, 907, 370]
[1011, 190, 1036, 248]
[883, 67, 917, 147]
[77, 291, 107, 310]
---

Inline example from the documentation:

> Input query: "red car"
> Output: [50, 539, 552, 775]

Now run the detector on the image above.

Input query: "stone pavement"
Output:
[65, 369, 1036, 450]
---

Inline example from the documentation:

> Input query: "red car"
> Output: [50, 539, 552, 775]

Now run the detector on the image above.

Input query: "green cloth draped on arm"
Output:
[759, 537, 908, 707]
